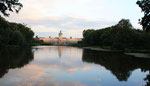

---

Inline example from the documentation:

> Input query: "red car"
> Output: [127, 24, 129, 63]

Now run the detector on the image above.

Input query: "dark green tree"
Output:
[83, 29, 95, 45]
[137, 0, 150, 32]
[81, 19, 150, 50]
[0, 17, 34, 47]
[0, 17, 11, 46]
[9, 31, 25, 45]
[0, 0, 23, 16]
[111, 19, 135, 50]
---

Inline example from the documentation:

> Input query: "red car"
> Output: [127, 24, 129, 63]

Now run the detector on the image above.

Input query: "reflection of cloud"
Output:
[32, 46, 100, 71]
[67, 66, 91, 72]
[14, 81, 87, 86]
[0, 63, 87, 86]
[27, 64, 60, 70]
[82, 66, 91, 70]
[0, 46, 103, 86]
[68, 68, 80, 72]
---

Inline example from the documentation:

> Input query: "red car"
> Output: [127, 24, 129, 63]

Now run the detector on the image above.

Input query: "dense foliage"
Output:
[0, 17, 34, 47]
[0, 0, 22, 16]
[137, 0, 150, 32]
[82, 19, 150, 50]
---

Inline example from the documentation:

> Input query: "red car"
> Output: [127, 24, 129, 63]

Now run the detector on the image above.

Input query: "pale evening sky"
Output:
[5, 0, 143, 38]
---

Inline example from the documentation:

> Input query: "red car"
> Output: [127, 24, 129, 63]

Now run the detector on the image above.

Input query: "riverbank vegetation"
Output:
[80, 19, 150, 50]
[0, 17, 38, 48]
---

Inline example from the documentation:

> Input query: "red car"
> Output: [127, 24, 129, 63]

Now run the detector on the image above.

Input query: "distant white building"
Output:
[39, 31, 82, 45]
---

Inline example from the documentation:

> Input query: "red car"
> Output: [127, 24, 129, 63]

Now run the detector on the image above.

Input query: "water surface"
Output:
[0, 46, 150, 86]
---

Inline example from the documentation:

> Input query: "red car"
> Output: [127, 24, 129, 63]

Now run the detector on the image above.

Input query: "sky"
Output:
[5, 0, 143, 38]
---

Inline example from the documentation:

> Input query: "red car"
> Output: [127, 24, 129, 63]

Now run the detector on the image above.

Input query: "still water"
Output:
[0, 46, 150, 86]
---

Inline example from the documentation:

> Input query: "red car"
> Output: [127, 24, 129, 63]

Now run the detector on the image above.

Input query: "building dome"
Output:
[59, 31, 63, 35]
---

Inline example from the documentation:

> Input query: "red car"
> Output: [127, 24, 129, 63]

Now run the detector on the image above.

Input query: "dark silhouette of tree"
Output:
[81, 19, 150, 50]
[82, 49, 150, 82]
[0, 0, 23, 16]
[137, 0, 150, 32]
[144, 71, 150, 86]
[82, 29, 95, 46]
[0, 17, 34, 47]
[0, 47, 33, 78]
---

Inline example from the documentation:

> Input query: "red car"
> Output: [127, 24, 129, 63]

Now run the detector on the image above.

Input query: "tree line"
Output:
[81, 19, 150, 50]
[0, 17, 35, 47]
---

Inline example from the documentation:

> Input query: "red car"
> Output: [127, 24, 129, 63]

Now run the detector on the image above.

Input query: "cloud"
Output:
[8, 16, 116, 38]
[4, 0, 118, 38]
[6, 0, 141, 38]
[32, 25, 59, 33]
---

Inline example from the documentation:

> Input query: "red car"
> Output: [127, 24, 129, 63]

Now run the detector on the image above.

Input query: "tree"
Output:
[117, 19, 133, 29]
[82, 29, 95, 45]
[0, 0, 23, 16]
[0, 17, 34, 47]
[9, 31, 25, 45]
[137, 0, 150, 32]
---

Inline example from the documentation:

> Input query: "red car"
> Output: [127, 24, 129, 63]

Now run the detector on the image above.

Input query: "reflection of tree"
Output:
[144, 71, 150, 86]
[82, 49, 150, 82]
[0, 47, 34, 78]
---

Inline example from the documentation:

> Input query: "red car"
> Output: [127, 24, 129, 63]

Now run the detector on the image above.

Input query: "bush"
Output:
[82, 19, 150, 50]
[0, 17, 34, 47]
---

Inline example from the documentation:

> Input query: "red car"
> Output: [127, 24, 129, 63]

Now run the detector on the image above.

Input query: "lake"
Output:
[0, 46, 150, 86]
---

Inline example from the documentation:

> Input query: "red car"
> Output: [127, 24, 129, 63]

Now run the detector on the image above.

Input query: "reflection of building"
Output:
[58, 46, 63, 58]
[39, 31, 82, 45]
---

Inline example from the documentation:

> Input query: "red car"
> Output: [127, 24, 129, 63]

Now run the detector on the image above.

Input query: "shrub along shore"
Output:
[0, 17, 42, 48]
[79, 19, 150, 52]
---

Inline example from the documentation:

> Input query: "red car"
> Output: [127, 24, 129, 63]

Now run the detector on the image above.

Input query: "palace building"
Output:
[39, 31, 82, 45]
[59, 31, 63, 39]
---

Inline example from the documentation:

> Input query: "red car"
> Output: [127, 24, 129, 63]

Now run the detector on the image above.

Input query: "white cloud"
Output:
[32, 25, 59, 33]
[4, 0, 142, 38]
[27, 16, 116, 37]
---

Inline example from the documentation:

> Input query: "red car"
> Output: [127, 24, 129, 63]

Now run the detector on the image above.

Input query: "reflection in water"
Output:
[0, 48, 34, 78]
[82, 49, 150, 85]
[144, 72, 150, 86]
[0, 46, 150, 86]
[58, 46, 63, 58]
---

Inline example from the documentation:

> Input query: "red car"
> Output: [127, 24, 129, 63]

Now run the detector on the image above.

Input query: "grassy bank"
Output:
[83, 46, 150, 53]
